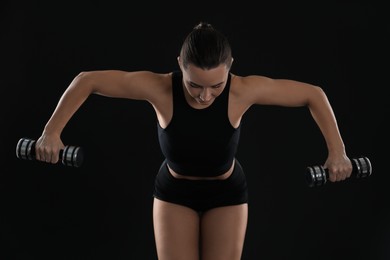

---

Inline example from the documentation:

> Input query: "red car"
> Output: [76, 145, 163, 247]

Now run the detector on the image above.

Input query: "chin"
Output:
[199, 100, 212, 105]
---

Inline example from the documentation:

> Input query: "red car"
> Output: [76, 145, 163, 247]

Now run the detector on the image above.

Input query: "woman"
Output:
[34, 22, 352, 260]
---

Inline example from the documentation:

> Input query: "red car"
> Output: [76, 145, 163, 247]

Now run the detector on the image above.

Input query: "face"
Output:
[178, 57, 231, 106]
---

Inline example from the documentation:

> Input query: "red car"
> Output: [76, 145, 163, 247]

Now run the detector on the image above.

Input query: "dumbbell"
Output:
[16, 137, 84, 167]
[306, 156, 372, 187]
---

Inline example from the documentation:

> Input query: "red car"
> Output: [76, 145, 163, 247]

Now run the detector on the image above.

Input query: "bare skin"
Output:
[153, 199, 248, 260]
[34, 57, 352, 259]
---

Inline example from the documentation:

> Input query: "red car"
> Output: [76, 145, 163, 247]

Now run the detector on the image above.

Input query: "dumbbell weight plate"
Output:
[16, 137, 84, 167]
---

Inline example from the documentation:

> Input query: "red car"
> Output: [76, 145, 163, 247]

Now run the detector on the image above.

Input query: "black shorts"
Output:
[153, 159, 248, 213]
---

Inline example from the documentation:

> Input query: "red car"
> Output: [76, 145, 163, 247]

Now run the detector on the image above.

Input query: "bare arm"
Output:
[35, 70, 169, 164]
[238, 75, 353, 182]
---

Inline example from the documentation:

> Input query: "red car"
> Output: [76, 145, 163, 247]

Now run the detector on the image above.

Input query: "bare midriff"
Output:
[167, 160, 235, 180]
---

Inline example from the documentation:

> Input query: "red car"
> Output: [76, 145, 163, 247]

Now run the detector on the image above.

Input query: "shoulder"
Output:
[127, 70, 173, 93]
[136, 71, 174, 104]
[230, 73, 272, 89]
[230, 73, 273, 101]
[128, 70, 173, 88]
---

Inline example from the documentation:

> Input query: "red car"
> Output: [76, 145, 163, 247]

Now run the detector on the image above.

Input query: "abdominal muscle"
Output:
[167, 160, 235, 180]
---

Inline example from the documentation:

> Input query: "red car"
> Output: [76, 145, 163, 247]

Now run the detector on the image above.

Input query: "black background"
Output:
[1, 2, 389, 259]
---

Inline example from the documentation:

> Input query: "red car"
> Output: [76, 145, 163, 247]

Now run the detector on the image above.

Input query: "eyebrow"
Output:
[189, 81, 224, 88]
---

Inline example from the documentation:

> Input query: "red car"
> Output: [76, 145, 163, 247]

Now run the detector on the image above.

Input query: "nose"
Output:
[200, 88, 212, 102]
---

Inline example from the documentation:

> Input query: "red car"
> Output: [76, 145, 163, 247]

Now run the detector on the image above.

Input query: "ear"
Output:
[177, 56, 182, 68]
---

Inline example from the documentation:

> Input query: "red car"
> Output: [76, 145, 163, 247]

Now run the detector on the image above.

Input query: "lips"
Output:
[198, 98, 212, 105]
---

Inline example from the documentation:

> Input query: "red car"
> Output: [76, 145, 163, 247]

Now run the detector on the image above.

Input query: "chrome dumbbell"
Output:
[306, 156, 372, 187]
[16, 137, 84, 167]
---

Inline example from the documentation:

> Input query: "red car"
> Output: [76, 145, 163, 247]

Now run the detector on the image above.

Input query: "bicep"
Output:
[245, 76, 322, 107]
[83, 70, 162, 101]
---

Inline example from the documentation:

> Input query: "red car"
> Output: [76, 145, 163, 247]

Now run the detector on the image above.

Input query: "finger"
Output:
[328, 172, 336, 182]
[46, 156, 52, 163]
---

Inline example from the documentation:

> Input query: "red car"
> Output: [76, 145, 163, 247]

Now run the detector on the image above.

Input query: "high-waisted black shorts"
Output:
[153, 159, 248, 213]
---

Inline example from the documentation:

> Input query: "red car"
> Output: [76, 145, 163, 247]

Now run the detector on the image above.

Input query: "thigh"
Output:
[153, 198, 200, 260]
[200, 203, 248, 260]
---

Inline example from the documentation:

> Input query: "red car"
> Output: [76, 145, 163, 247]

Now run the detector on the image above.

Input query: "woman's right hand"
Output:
[35, 133, 65, 164]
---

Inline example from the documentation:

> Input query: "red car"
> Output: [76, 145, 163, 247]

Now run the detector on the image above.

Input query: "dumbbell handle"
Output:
[306, 156, 372, 187]
[16, 138, 84, 167]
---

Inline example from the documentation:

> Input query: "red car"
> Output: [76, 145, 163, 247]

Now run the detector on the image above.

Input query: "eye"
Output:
[212, 84, 222, 89]
[189, 83, 201, 88]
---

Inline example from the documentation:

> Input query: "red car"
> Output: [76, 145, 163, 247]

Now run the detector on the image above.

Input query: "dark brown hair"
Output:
[180, 22, 232, 70]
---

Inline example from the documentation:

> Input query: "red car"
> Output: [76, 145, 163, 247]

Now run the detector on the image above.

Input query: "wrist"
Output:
[43, 124, 62, 137]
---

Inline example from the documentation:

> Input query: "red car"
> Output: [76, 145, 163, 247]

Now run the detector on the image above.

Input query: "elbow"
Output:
[314, 85, 327, 100]
[307, 85, 329, 107]
[72, 71, 96, 93]
[73, 71, 91, 84]
[314, 85, 325, 94]
[75, 71, 93, 82]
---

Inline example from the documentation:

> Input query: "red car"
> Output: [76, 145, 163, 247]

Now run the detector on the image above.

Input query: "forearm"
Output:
[43, 73, 93, 136]
[308, 88, 346, 156]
